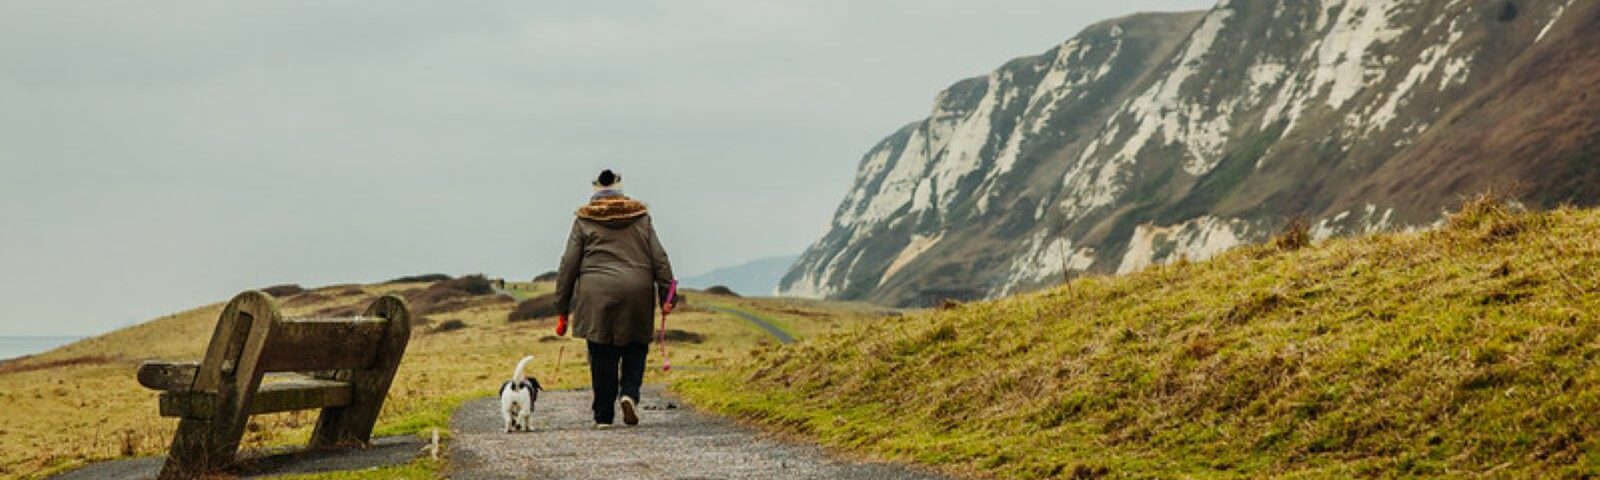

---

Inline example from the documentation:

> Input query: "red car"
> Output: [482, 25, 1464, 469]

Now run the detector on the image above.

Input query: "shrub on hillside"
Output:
[385, 273, 453, 284]
[662, 329, 705, 344]
[260, 284, 306, 297]
[438, 274, 495, 295]
[533, 271, 559, 282]
[1447, 192, 1530, 242]
[508, 294, 560, 322]
[704, 286, 740, 297]
[312, 304, 362, 318]
[1273, 217, 1311, 251]
[430, 319, 468, 334]
[282, 292, 337, 308]
[283, 287, 380, 317]
[329, 286, 366, 297]
[407, 274, 506, 315]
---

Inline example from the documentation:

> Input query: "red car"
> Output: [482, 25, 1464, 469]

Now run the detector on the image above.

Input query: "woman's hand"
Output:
[662, 292, 682, 315]
[555, 314, 568, 336]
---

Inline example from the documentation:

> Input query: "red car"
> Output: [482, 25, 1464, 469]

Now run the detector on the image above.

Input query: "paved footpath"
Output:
[703, 306, 796, 344]
[447, 385, 949, 480]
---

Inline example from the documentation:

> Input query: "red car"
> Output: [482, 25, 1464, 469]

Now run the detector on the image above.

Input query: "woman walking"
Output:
[553, 169, 675, 429]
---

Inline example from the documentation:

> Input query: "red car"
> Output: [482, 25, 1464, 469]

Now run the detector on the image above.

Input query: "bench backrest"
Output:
[259, 318, 390, 373]
[189, 292, 411, 395]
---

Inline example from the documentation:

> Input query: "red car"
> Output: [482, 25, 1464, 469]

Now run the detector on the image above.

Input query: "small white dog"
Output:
[498, 355, 543, 433]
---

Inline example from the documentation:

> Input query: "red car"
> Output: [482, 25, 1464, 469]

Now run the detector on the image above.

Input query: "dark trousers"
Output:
[586, 341, 648, 424]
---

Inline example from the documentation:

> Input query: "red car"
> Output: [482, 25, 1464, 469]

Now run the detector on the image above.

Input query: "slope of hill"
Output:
[681, 255, 800, 296]
[685, 201, 1600, 478]
[782, 0, 1600, 306]
[0, 279, 888, 478]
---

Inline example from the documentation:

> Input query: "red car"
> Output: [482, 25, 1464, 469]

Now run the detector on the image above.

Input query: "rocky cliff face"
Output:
[782, 0, 1600, 306]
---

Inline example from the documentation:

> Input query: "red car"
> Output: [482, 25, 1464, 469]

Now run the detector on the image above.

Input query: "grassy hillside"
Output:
[0, 279, 890, 478]
[680, 200, 1600, 478]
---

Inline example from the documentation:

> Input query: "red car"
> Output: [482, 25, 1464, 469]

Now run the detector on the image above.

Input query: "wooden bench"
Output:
[137, 291, 412, 479]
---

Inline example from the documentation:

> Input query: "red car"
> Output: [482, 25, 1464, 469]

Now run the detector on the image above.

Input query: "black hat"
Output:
[594, 169, 621, 188]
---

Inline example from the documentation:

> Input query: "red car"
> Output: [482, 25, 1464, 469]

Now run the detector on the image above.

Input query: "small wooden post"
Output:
[554, 345, 566, 384]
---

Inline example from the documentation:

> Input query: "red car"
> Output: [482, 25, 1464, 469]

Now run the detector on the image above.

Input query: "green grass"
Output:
[679, 200, 1600, 478]
[267, 458, 441, 480]
[371, 391, 485, 439]
[500, 281, 554, 302]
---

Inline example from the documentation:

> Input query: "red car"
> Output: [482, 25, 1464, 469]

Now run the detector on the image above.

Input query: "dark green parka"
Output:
[555, 194, 674, 346]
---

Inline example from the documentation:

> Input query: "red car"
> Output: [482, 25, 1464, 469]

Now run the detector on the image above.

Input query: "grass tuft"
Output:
[1273, 217, 1312, 252]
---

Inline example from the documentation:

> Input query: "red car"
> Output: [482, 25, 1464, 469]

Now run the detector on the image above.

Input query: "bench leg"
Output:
[309, 404, 373, 448]
[157, 416, 245, 480]
[310, 295, 410, 449]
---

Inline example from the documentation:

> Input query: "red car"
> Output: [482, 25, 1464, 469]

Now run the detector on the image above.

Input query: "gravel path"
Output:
[447, 385, 948, 480]
[703, 306, 795, 344]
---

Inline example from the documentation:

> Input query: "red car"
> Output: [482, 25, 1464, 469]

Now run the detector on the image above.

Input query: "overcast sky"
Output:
[0, 0, 1213, 336]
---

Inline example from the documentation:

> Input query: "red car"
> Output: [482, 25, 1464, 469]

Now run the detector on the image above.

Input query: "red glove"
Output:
[555, 314, 568, 336]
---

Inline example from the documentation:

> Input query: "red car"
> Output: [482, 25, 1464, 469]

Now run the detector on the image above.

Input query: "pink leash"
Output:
[658, 280, 678, 372]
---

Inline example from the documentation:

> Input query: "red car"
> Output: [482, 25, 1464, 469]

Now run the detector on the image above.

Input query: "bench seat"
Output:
[159, 377, 354, 418]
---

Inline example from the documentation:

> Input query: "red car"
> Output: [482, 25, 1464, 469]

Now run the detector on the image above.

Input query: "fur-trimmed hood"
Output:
[576, 196, 649, 224]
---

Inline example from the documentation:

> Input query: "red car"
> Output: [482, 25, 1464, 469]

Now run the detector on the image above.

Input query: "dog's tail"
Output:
[512, 355, 535, 384]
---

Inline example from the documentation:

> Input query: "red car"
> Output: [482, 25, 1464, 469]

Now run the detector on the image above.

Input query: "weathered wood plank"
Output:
[251, 378, 353, 414]
[158, 379, 353, 418]
[138, 361, 199, 391]
[257, 319, 386, 373]
[159, 390, 217, 418]
[191, 292, 273, 392]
